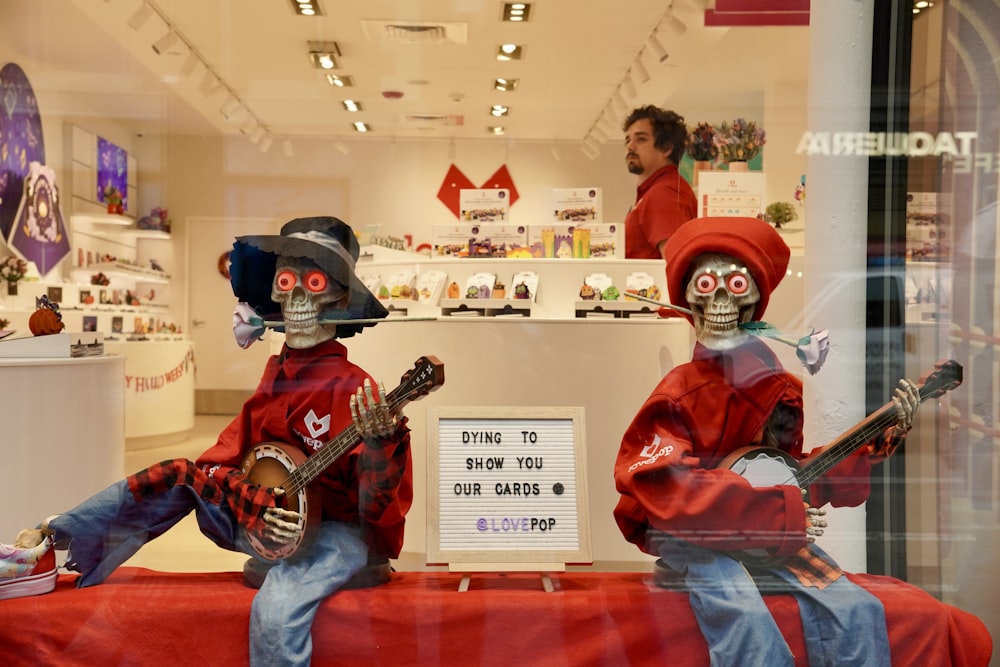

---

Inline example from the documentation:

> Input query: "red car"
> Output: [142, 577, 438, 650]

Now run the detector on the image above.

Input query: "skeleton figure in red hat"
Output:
[614, 217, 919, 667]
[1, 217, 415, 667]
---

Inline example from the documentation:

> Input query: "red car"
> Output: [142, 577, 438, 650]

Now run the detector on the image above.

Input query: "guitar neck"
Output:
[797, 382, 936, 488]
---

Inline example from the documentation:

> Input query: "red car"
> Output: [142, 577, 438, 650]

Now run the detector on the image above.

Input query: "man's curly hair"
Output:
[623, 105, 688, 165]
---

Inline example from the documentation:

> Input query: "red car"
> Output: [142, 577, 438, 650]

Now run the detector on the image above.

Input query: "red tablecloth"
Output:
[0, 568, 991, 666]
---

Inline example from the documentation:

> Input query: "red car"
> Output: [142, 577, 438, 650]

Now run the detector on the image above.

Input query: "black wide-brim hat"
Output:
[229, 216, 387, 339]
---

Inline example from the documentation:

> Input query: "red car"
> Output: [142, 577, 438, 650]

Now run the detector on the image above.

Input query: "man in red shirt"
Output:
[622, 105, 698, 259]
[3, 217, 415, 666]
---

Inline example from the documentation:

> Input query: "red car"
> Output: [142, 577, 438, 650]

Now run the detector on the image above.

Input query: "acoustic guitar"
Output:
[240, 355, 445, 561]
[718, 359, 962, 567]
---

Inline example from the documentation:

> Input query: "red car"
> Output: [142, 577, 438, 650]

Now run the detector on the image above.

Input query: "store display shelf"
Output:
[71, 213, 135, 227]
[73, 261, 171, 284]
[574, 300, 661, 319]
[440, 298, 533, 318]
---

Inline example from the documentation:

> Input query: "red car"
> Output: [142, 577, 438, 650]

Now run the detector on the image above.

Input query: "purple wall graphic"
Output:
[0, 63, 46, 241]
[97, 136, 128, 212]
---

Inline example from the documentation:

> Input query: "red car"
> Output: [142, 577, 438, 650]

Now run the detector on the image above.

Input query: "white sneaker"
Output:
[0, 537, 57, 600]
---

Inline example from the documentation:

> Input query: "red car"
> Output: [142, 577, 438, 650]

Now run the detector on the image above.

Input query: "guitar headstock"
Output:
[389, 355, 446, 405]
[918, 359, 963, 400]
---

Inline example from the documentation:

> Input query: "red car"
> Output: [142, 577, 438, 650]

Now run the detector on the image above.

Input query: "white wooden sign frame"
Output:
[426, 405, 592, 574]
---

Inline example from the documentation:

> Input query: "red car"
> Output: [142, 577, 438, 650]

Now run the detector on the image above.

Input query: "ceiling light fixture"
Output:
[326, 74, 354, 87]
[612, 90, 628, 115]
[289, 0, 324, 16]
[488, 126, 506, 135]
[502, 3, 532, 22]
[622, 72, 638, 100]
[220, 96, 242, 120]
[151, 29, 178, 55]
[353, 121, 370, 133]
[127, 3, 154, 31]
[647, 31, 669, 63]
[180, 50, 200, 77]
[633, 56, 651, 84]
[259, 136, 273, 153]
[342, 100, 362, 112]
[496, 44, 524, 61]
[249, 127, 266, 145]
[664, 13, 686, 35]
[308, 41, 341, 70]
[490, 105, 509, 117]
[494, 78, 519, 92]
[283, 140, 295, 158]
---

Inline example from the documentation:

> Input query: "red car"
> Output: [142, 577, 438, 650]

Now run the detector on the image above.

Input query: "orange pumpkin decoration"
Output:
[29, 308, 65, 336]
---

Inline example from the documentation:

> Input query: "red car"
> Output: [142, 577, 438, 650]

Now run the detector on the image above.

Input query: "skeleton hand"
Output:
[893, 378, 920, 431]
[350, 378, 398, 439]
[262, 507, 304, 544]
[805, 504, 827, 543]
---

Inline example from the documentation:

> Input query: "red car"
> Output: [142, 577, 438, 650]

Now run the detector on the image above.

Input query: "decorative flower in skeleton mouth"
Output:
[271, 255, 349, 349]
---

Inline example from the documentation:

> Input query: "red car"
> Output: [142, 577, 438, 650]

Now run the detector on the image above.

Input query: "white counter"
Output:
[0, 355, 125, 541]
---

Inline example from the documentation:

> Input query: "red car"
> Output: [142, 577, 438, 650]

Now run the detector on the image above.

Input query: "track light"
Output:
[633, 56, 651, 85]
[127, 3, 153, 31]
[283, 140, 295, 158]
[152, 30, 178, 55]
[249, 127, 266, 145]
[664, 13, 686, 35]
[220, 96, 241, 120]
[180, 51, 200, 77]
[648, 31, 669, 63]
[612, 90, 628, 115]
[199, 71, 221, 97]
[259, 136, 273, 153]
[622, 72, 638, 99]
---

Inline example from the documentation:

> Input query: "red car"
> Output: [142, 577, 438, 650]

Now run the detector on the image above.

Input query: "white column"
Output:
[802, 0, 875, 573]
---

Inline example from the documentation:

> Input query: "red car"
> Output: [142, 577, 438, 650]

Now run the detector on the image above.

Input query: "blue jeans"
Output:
[48, 479, 369, 667]
[657, 536, 891, 667]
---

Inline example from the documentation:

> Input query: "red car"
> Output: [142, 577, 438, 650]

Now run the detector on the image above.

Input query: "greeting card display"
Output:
[464, 272, 497, 299]
[624, 272, 662, 302]
[415, 270, 448, 305]
[552, 188, 603, 223]
[508, 270, 539, 302]
[528, 225, 575, 258]
[459, 188, 509, 223]
[379, 270, 416, 300]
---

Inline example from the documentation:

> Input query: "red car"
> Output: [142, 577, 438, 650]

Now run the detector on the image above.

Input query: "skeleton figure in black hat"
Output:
[2, 217, 413, 667]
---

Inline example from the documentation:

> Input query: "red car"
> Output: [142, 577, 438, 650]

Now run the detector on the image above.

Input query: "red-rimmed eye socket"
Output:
[694, 273, 718, 294]
[303, 270, 328, 293]
[727, 273, 750, 295]
[275, 270, 297, 292]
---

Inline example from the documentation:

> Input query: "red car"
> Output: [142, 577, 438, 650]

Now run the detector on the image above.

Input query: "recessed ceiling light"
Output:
[353, 121, 370, 133]
[496, 44, 524, 61]
[343, 100, 362, 112]
[326, 74, 354, 87]
[502, 3, 531, 22]
[290, 0, 323, 16]
[308, 41, 341, 69]
[490, 105, 509, 117]
[494, 78, 519, 92]
[488, 126, 506, 135]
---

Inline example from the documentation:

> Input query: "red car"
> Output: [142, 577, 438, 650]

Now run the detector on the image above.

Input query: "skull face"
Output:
[271, 255, 348, 349]
[685, 253, 760, 350]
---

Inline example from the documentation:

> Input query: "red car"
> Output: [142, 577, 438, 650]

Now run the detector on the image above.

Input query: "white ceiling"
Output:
[2, 0, 810, 146]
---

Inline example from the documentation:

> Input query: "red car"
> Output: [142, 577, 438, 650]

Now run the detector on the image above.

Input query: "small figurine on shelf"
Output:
[514, 282, 531, 299]
[138, 207, 171, 233]
[90, 272, 110, 286]
[28, 295, 65, 336]
[0, 255, 27, 296]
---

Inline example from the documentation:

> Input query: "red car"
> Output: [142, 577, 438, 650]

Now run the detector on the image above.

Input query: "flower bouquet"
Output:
[713, 118, 766, 165]
[0, 255, 27, 295]
[102, 183, 124, 214]
[686, 122, 718, 162]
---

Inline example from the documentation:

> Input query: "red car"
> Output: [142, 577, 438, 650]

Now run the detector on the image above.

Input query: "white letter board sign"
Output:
[426, 406, 592, 570]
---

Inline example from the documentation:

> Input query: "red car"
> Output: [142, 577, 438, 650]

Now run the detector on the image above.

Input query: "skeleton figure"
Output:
[684, 253, 760, 351]
[270, 255, 349, 349]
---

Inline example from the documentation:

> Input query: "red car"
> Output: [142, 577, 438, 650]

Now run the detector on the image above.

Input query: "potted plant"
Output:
[103, 183, 124, 214]
[0, 255, 27, 296]
[765, 201, 799, 229]
[686, 122, 718, 186]
[713, 118, 766, 170]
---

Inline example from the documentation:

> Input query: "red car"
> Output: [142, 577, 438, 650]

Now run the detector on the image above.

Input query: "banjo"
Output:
[240, 355, 445, 561]
[719, 359, 963, 566]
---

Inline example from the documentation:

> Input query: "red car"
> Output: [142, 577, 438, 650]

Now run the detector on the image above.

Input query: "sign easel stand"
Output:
[451, 562, 564, 593]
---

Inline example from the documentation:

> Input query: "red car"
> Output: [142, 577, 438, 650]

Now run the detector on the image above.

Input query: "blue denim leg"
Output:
[771, 546, 891, 667]
[48, 479, 240, 588]
[658, 536, 794, 667]
[249, 521, 368, 667]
